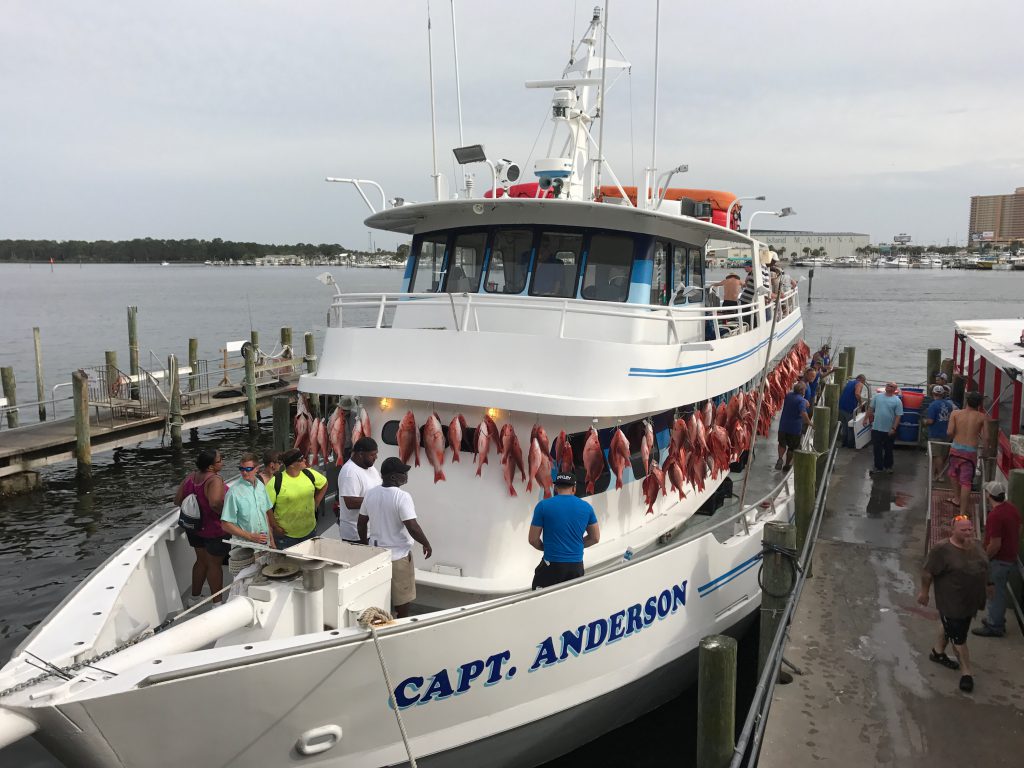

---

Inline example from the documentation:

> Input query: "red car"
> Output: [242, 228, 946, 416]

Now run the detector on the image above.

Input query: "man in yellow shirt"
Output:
[266, 448, 328, 548]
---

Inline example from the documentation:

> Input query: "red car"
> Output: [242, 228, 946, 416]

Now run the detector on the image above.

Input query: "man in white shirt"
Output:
[336, 437, 382, 542]
[358, 457, 433, 618]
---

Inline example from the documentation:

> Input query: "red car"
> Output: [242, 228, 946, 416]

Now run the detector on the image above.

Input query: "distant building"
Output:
[709, 230, 870, 261]
[969, 188, 1024, 245]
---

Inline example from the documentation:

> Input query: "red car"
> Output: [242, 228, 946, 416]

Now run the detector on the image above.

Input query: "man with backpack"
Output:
[266, 448, 328, 548]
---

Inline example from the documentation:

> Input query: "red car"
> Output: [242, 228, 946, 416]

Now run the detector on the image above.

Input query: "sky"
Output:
[3, 0, 1023, 250]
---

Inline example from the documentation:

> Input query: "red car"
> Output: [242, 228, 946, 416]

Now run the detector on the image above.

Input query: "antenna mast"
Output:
[451, 0, 472, 197]
[594, 0, 610, 194]
[646, 0, 661, 211]
[427, 1, 443, 201]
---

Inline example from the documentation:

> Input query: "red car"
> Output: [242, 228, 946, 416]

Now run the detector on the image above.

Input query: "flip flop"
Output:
[929, 649, 960, 670]
[959, 674, 974, 692]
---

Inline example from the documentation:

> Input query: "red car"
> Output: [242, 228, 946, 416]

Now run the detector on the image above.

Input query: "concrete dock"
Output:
[761, 443, 1024, 766]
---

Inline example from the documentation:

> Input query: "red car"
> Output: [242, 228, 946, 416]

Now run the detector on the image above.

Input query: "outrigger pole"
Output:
[646, 0, 662, 211]
[595, 0, 610, 195]
[427, 1, 443, 201]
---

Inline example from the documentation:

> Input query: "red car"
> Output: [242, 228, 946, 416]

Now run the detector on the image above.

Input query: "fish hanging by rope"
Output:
[423, 413, 446, 483]
[582, 427, 605, 494]
[448, 414, 466, 463]
[609, 427, 631, 490]
[397, 411, 421, 467]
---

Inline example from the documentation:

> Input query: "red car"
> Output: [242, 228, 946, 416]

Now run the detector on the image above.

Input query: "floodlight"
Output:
[453, 144, 488, 165]
[779, 207, 796, 217]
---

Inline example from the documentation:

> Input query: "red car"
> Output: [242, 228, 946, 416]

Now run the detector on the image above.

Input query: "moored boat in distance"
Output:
[0, 8, 807, 767]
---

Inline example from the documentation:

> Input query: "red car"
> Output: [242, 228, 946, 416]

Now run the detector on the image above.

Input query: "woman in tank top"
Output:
[174, 448, 228, 605]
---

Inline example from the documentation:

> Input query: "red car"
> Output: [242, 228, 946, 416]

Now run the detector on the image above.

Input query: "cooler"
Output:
[896, 411, 920, 443]
[851, 412, 872, 449]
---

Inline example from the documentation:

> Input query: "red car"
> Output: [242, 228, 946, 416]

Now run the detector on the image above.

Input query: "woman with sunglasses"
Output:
[266, 448, 328, 548]
[221, 452, 274, 548]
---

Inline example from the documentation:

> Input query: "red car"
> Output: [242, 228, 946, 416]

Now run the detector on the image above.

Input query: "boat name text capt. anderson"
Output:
[392, 579, 689, 709]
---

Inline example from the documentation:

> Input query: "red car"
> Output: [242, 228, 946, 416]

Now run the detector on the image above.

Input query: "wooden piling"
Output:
[250, 329, 259, 350]
[304, 332, 317, 375]
[168, 354, 182, 448]
[793, 450, 817, 578]
[188, 338, 199, 392]
[926, 348, 941, 387]
[273, 394, 291, 452]
[758, 521, 796, 675]
[72, 369, 91, 474]
[696, 634, 737, 768]
[824, 382, 840, 427]
[807, 268, 814, 306]
[280, 326, 293, 350]
[836, 350, 848, 385]
[1, 367, 18, 429]
[844, 345, 856, 375]
[244, 343, 258, 429]
[813, 405, 831, 454]
[127, 305, 139, 399]
[105, 351, 118, 398]
[33, 327, 46, 422]
[940, 357, 954, 381]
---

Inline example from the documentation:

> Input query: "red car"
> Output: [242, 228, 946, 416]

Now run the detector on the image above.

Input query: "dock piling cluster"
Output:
[1, 367, 16, 429]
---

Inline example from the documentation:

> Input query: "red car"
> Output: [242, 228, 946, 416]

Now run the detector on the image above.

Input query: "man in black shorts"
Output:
[917, 515, 989, 692]
[775, 381, 812, 471]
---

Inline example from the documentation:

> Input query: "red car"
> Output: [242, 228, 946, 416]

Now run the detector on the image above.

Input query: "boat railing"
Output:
[326, 285, 800, 345]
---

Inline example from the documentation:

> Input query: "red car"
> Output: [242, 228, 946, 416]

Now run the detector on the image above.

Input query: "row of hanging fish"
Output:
[291, 394, 372, 467]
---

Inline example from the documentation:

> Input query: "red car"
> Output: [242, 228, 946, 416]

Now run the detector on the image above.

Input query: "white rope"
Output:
[358, 608, 418, 768]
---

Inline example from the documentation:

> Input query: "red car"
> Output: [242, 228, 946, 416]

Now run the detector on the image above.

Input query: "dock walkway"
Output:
[0, 377, 298, 477]
[761, 445, 1024, 767]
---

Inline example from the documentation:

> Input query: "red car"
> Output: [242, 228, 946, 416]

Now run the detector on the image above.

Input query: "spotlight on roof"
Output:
[453, 144, 488, 165]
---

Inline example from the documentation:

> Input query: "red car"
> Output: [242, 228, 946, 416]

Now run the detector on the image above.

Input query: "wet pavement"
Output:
[761, 442, 1024, 767]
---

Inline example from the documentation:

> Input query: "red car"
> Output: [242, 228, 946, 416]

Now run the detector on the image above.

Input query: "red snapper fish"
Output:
[504, 425, 526, 482]
[529, 441, 554, 499]
[327, 405, 348, 465]
[642, 464, 667, 514]
[397, 411, 421, 467]
[641, 420, 654, 474]
[662, 454, 686, 500]
[423, 413, 446, 483]
[609, 427, 631, 490]
[474, 419, 491, 476]
[293, 413, 310, 455]
[527, 437, 543, 493]
[708, 425, 732, 479]
[485, 415, 503, 455]
[555, 430, 574, 474]
[530, 423, 550, 458]
[582, 427, 605, 494]
[702, 400, 714, 428]
[352, 405, 372, 446]
[448, 414, 466, 462]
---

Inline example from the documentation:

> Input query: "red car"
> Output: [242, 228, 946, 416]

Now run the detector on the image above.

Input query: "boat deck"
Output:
[761, 443, 1024, 767]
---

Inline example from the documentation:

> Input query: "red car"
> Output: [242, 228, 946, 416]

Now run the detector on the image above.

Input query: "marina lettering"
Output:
[393, 649, 514, 710]
[529, 580, 688, 672]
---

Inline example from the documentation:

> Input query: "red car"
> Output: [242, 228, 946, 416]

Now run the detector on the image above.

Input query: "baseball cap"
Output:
[932, 385, 945, 394]
[553, 472, 577, 487]
[983, 480, 1006, 498]
[936, 372, 948, 381]
[381, 456, 411, 475]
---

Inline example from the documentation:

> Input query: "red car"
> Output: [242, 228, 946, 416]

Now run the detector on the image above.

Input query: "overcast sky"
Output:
[3, 1, 1022, 249]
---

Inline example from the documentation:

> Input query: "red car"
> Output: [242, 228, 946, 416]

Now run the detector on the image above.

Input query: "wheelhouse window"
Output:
[530, 231, 582, 298]
[581, 233, 633, 302]
[445, 231, 486, 292]
[670, 244, 688, 304]
[410, 234, 447, 292]
[485, 228, 532, 294]
[651, 240, 669, 305]
[690, 248, 705, 288]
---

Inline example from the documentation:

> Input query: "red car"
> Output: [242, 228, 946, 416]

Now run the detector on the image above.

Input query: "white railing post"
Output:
[460, 294, 473, 331]
[375, 294, 387, 329]
[558, 300, 569, 338]
[447, 294, 461, 331]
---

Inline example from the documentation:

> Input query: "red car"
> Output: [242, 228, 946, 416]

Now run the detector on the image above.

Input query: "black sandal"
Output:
[929, 649, 960, 670]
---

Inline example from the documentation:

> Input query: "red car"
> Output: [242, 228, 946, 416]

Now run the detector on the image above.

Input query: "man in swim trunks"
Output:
[946, 391, 987, 513]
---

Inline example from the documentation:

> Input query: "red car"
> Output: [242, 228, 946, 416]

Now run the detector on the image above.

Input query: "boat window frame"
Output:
[443, 229, 489, 293]
[528, 228, 586, 299]
[484, 227, 536, 295]
[408, 231, 451, 293]
[578, 230, 636, 303]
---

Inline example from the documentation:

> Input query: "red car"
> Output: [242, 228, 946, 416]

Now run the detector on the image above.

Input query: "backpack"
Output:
[273, 468, 316, 497]
[177, 474, 209, 531]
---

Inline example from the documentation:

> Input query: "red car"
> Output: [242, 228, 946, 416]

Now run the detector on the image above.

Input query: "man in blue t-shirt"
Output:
[528, 472, 601, 589]
[923, 384, 957, 480]
[866, 381, 904, 474]
[776, 381, 812, 471]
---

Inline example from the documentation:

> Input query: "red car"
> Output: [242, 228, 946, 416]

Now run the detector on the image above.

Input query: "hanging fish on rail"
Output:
[642, 464, 667, 514]
[640, 420, 654, 475]
[423, 413, 446, 483]
[555, 430, 574, 475]
[486, 414, 503, 455]
[501, 450, 518, 497]
[501, 424, 526, 482]
[582, 427, 605, 494]
[397, 411, 421, 467]
[352, 405, 372, 446]
[662, 454, 686, 500]
[474, 418, 491, 476]
[527, 437, 553, 497]
[448, 414, 466, 462]
[328, 406, 348, 465]
[707, 425, 732, 479]
[530, 423, 550, 458]
[702, 400, 714, 429]
[609, 427, 631, 490]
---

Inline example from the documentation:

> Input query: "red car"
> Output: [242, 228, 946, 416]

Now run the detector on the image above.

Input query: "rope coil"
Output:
[756, 541, 802, 599]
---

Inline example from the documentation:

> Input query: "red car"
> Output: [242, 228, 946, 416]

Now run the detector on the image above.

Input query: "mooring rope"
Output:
[358, 607, 418, 768]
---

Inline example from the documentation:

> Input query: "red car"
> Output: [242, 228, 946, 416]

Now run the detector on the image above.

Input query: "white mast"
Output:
[427, 1, 443, 201]
[646, 0, 661, 211]
[450, 0, 472, 197]
[594, 0, 610, 195]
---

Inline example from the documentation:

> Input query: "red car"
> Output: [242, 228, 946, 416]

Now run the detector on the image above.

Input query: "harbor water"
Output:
[1, 264, 1023, 767]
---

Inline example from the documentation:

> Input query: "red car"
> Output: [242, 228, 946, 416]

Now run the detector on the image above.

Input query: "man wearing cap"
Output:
[358, 457, 432, 618]
[528, 472, 601, 589]
[973, 481, 1021, 638]
[336, 437, 381, 543]
[923, 385, 957, 480]
[866, 382, 903, 474]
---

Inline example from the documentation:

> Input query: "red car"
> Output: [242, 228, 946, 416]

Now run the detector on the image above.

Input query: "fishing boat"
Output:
[0, 9, 807, 767]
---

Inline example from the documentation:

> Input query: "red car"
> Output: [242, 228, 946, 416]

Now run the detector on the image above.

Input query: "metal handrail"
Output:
[730, 420, 841, 768]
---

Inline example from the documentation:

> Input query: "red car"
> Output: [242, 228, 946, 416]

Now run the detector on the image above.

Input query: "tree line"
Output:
[0, 238, 377, 264]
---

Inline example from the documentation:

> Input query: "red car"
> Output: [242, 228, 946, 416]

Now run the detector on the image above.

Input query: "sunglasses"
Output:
[238, 465, 256, 472]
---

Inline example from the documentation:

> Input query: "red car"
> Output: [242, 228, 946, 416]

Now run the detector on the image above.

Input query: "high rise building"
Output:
[969, 187, 1024, 245]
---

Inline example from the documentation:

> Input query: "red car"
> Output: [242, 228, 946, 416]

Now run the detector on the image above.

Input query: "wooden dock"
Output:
[0, 377, 298, 479]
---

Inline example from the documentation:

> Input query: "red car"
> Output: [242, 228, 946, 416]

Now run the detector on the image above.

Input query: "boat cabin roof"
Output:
[955, 319, 1024, 379]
